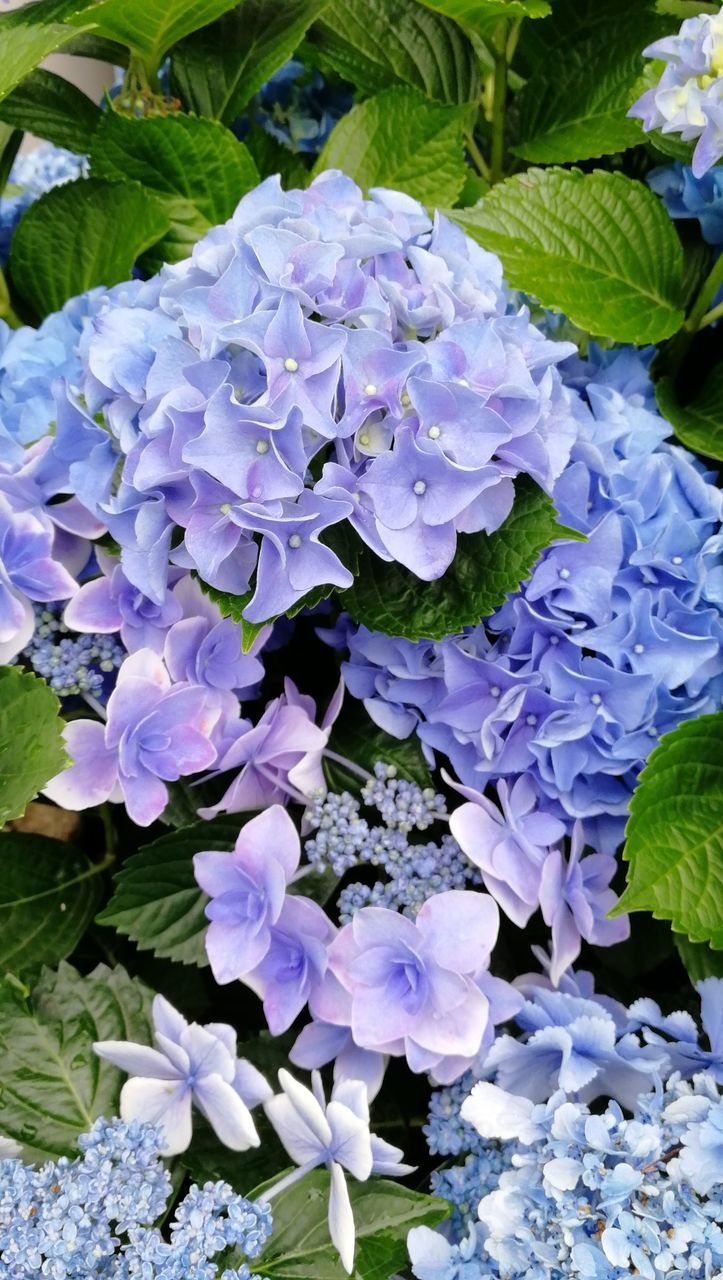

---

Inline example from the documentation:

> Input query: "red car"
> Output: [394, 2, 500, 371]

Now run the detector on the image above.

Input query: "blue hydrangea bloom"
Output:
[630, 10, 723, 176]
[0, 142, 85, 265]
[250, 59, 354, 154]
[340, 346, 723, 856]
[0, 1114, 272, 1278]
[648, 161, 723, 244]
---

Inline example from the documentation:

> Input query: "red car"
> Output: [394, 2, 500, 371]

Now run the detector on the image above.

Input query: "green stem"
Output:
[490, 21, 508, 184]
[100, 802, 118, 863]
[465, 130, 491, 182]
[699, 297, 723, 330]
[684, 252, 723, 333]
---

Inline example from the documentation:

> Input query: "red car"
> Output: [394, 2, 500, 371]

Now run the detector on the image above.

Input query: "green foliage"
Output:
[0, 667, 67, 826]
[97, 817, 242, 965]
[614, 713, 723, 949]
[323, 704, 433, 792]
[655, 367, 723, 462]
[0, 121, 22, 194]
[0, 22, 83, 105]
[0, 962, 152, 1161]
[342, 477, 582, 642]
[250, 1168, 449, 1280]
[172, 0, 328, 123]
[66, 0, 241, 74]
[676, 936, 723, 983]
[89, 111, 258, 269]
[308, 0, 481, 104]
[9, 177, 169, 320]
[450, 168, 686, 344]
[0, 833, 104, 972]
[314, 86, 468, 207]
[0, 68, 100, 153]
[514, 2, 664, 163]
[416, 0, 551, 34]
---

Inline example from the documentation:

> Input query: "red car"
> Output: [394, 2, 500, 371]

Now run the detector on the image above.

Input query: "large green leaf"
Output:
[0, 21, 83, 104]
[97, 817, 243, 965]
[0, 667, 67, 826]
[172, 0, 328, 123]
[251, 1168, 449, 1280]
[449, 168, 686, 344]
[0, 121, 22, 195]
[314, 86, 468, 207]
[655, 366, 723, 462]
[613, 713, 723, 948]
[89, 111, 258, 269]
[676, 936, 723, 982]
[0, 833, 104, 972]
[308, 0, 480, 104]
[417, 0, 551, 34]
[514, 3, 665, 162]
[0, 962, 152, 1161]
[9, 176, 169, 319]
[66, 0, 241, 70]
[0, 67, 101, 153]
[342, 477, 582, 641]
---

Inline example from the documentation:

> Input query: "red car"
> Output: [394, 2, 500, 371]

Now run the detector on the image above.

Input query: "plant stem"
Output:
[490, 21, 509, 184]
[699, 297, 723, 330]
[465, 130, 491, 182]
[100, 802, 118, 863]
[322, 748, 373, 782]
[685, 251, 723, 332]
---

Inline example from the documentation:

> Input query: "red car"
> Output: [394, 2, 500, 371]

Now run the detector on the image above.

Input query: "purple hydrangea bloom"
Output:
[0, 492, 78, 661]
[630, 11, 723, 176]
[43, 647, 225, 825]
[35, 171, 577, 622]
[327, 891, 500, 1081]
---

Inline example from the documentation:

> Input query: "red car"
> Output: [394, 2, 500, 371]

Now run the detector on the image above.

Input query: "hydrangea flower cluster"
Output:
[411, 1069, 723, 1280]
[630, 9, 723, 176]
[23, 601, 124, 698]
[248, 59, 353, 154]
[340, 345, 723, 855]
[648, 161, 723, 245]
[33, 170, 577, 626]
[0, 1114, 272, 1278]
[0, 142, 85, 265]
[420, 975, 723, 1260]
[305, 763, 480, 919]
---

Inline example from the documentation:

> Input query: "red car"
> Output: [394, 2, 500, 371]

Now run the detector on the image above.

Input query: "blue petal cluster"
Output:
[38, 171, 577, 623]
[0, 142, 85, 266]
[250, 60, 353, 154]
[0, 1115, 272, 1278]
[630, 10, 723, 176]
[648, 161, 723, 244]
[340, 346, 723, 853]
[304, 763, 479, 918]
[23, 601, 125, 698]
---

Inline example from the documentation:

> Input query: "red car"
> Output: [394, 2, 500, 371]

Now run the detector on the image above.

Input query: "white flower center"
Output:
[284, 356, 299, 372]
[413, 480, 427, 495]
[288, 533, 302, 549]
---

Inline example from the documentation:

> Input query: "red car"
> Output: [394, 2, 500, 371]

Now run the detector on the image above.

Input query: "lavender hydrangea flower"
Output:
[327, 891, 500, 1081]
[0, 493, 78, 662]
[94, 994, 271, 1156]
[43, 647, 224, 825]
[630, 10, 723, 176]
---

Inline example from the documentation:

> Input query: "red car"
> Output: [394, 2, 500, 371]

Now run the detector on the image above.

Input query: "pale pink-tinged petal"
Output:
[0, 592, 35, 662]
[43, 720, 118, 811]
[416, 890, 499, 975]
[64, 576, 122, 633]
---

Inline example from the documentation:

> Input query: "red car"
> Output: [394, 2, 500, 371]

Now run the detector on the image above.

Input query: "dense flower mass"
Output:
[339, 345, 723, 854]
[0, 1115, 272, 1278]
[630, 9, 723, 176]
[648, 161, 723, 244]
[26, 170, 577, 625]
[412, 979, 723, 1280]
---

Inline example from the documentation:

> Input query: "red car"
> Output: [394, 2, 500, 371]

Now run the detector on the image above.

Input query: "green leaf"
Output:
[676, 935, 723, 982]
[514, 3, 664, 163]
[9, 176, 169, 320]
[252, 1168, 449, 1280]
[243, 123, 309, 188]
[314, 86, 467, 207]
[0, 22, 84, 104]
[308, 0, 480, 104]
[614, 713, 723, 948]
[0, 961, 152, 1161]
[655, 366, 723, 462]
[172, 0, 328, 123]
[0, 68, 101, 153]
[89, 111, 258, 270]
[0, 667, 67, 826]
[342, 476, 582, 642]
[97, 817, 242, 965]
[0, 121, 22, 192]
[0, 833, 104, 972]
[417, 0, 551, 35]
[449, 168, 686, 344]
[66, 0, 241, 71]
